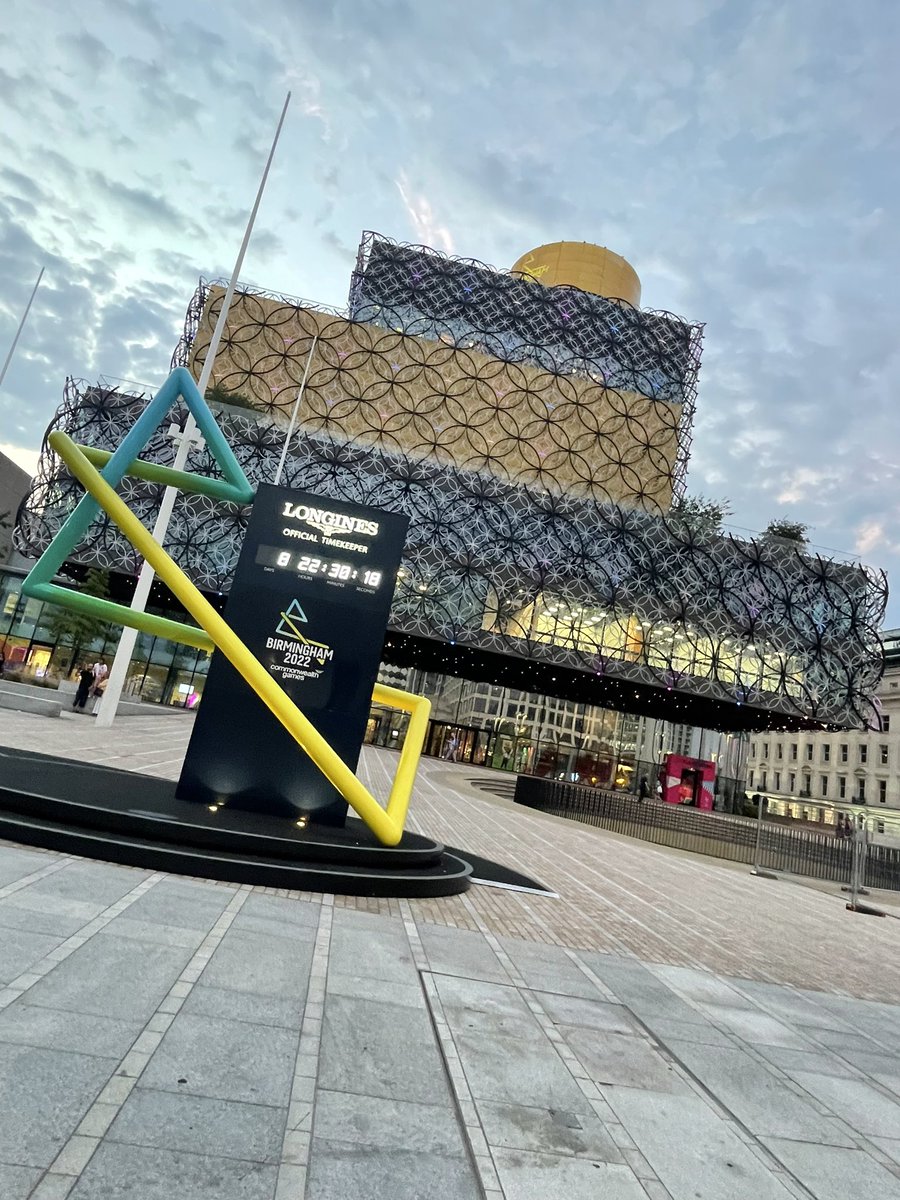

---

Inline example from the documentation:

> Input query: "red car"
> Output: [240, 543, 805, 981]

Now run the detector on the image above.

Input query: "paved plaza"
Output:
[2, 712, 900, 1198]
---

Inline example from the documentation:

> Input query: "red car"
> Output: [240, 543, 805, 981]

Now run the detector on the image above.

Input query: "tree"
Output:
[205, 381, 258, 411]
[763, 518, 810, 546]
[668, 494, 732, 539]
[44, 568, 114, 673]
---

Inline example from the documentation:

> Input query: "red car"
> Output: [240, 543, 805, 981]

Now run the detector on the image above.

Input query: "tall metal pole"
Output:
[0, 268, 44, 391]
[96, 93, 291, 727]
[272, 334, 318, 486]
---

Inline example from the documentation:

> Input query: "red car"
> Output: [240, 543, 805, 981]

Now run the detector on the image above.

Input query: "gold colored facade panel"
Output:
[190, 286, 679, 510]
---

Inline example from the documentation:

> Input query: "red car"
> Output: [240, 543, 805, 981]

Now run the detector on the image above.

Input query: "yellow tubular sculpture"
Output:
[50, 431, 429, 847]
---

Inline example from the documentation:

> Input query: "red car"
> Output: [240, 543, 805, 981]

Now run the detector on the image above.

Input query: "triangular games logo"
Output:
[272, 600, 333, 665]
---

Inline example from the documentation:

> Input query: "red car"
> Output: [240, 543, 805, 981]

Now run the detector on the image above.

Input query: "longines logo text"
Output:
[282, 502, 379, 539]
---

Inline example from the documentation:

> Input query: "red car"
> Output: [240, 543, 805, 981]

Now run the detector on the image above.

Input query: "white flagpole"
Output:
[273, 334, 318, 486]
[96, 92, 291, 727]
[0, 267, 45, 391]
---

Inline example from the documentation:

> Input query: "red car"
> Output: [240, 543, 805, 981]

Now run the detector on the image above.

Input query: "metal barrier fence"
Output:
[514, 775, 900, 892]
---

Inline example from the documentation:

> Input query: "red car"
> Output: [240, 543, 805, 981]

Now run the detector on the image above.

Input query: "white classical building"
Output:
[746, 629, 900, 815]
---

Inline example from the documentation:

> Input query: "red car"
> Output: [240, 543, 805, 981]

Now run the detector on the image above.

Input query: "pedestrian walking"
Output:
[638, 775, 649, 802]
[73, 664, 93, 710]
[92, 660, 108, 686]
[834, 814, 845, 838]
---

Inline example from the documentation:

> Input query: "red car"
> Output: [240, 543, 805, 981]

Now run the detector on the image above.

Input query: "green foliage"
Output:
[668, 494, 732, 539]
[205, 382, 259, 412]
[44, 568, 114, 670]
[763, 518, 810, 546]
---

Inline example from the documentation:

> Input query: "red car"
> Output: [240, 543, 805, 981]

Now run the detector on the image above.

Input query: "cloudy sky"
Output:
[2, 0, 899, 616]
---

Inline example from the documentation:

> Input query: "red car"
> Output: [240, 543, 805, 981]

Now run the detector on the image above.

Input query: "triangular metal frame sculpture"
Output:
[23, 367, 254, 647]
[21, 367, 429, 845]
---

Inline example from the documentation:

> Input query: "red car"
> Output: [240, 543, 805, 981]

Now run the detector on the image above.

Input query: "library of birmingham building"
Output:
[10, 233, 888, 787]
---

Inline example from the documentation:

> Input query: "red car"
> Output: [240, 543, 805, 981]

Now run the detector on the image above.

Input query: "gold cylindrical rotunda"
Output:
[511, 241, 641, 306]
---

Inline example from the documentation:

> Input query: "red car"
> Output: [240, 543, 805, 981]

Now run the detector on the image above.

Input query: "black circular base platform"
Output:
[0, 746, 548, 898]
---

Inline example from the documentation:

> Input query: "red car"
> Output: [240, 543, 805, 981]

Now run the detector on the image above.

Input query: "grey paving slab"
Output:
[764, 1137, 900, 1200]
[839, 1049, 900, 1084]
[0, 926, 63, 982]
[530, 990, 640, 1035]
[499, 937, 602, 997]
[319, 994, 450, 1104]
[140, 1013, 296, 1107]
[728, 979, 857, 1031]
[754, 1044, 857, 1078]
[454, 1029, 591, 1112]
[327, 910, 417, 986]
[198, 926, 314, 1007]
[478, 1099, 624, 1161]
[434, 974, 541, 1038]
[108, 1086, 284, 1163]
[0, 1162, 42, 1199]
[802, 995, 900, 1049]
[668, 1041, 856, 1144]
[313, 1089, 466, 1155]
[27, 861, 147, 905]
[0, 891, 101, 936]
[579, 953, 708, 1023]
[308, 1138, 480, 1200]
[119, 880, 231, 932]
[69, 1141, 277, 1199]
[0, 1043, 112, 1167]
[181, 982, 306, 1030]
[651, 964, 756, 1008]
[606, 1087, 797, 1200]
[25, 932, 194, 1021]
[791, 1070, 900, 1138]
[802, 1025, 887, 1056]
[871, 1137, 900, 1166]
[103, 915, 207, 949]
[560, 1025, 689, 1093]
[418, 923, 511, 982]
[230, 891, 319, 938]
[492, 1147, 647, 1200]
[325, 968, 426, 1009]
[0, 1001, 143, 1058]
[640, 1015, 734, 1046]
[0, 845, 50, 887]
[698, 1003, 812, 1049]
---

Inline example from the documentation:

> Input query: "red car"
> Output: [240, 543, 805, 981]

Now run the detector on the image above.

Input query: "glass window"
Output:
[838, 776, 846, 798]
[789, 772, 796, 792]
[776, 743, 783, 760]
[840, 744, 848, 762]
[879, 780, 887, 804]
[858, 779, 867, 801]
[820, 775, 828, 797]
[884, 715, 892, 732]
[750, 742, 756, 758]
[762, 743, 769, 759]
[822, 745, 830, 763]
[859, 745, 868, 764]
[790, 743, 798, 760]
[881, 745, 889, 765]
[749, 769, 754, 787]
[774, 771, 781, 791]
[760, 770, 767, 789]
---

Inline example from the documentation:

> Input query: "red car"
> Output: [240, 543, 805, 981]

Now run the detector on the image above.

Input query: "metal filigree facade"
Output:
[12, 231, 888, 731]
[16, 378, 886, 732]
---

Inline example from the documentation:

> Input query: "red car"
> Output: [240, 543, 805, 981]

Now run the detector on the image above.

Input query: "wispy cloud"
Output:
[395, 172, 454, 254]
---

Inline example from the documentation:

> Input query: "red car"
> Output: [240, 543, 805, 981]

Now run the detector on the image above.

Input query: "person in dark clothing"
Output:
[73, 665, 93, 710]
[638, 776, 650, 802]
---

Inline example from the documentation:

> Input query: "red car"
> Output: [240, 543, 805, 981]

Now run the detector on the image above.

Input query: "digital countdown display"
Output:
[177, 484, 409, 825]
[255, 545, 384, 590]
